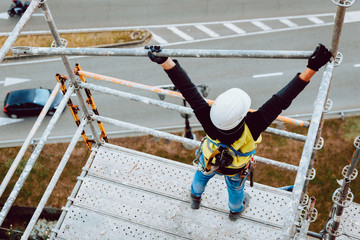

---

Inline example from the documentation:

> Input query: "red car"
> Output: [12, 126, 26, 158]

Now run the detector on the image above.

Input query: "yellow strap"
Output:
[205, 149, 220, 171]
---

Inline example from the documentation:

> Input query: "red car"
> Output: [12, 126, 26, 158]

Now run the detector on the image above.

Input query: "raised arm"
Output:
[247, 44, 332, 139]
[146, 46, 213, 129]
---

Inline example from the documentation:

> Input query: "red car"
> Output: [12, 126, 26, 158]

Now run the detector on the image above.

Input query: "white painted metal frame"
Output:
[0, 0, 356, 239]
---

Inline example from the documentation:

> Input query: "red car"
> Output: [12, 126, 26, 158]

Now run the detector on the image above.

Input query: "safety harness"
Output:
[193, 137, 257, 186]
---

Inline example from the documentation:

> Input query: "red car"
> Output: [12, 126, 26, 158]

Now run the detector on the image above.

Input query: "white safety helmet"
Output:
[210, 88, 251, 131]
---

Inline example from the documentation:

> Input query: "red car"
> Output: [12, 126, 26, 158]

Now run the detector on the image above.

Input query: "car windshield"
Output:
[33, 89, 50, 106]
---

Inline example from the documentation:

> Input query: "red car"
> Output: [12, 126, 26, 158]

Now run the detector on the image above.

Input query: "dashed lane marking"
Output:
[279, 19, 298, 28]
[223, 23, 246, 34]
[151, 32, 168, 44]
[307, 17, 325, 24]
[354, 64, 360, 68]
[195, 24, 220, 37]
[344, 10, 360, 23]
[167, 26, 194, 41]
[251, 21, 272, 31]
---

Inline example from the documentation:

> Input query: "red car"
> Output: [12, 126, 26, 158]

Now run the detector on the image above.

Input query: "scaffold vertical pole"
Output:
[282, 60, 335, 239]
[39, 1, 101, 145]
[297, 197, 317, 239]
[326, 136, 360, 240]
[299, 0, 349, 208]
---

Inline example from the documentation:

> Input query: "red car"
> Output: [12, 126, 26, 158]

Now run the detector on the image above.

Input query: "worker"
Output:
[147, 44, 332, 221]
[12, 0, 23, 13]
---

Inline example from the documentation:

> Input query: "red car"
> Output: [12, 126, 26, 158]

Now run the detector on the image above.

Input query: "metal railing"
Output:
[0, 0, 355, 239]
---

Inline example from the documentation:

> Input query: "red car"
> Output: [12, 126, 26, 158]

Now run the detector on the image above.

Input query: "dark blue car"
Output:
[3, 88, 63, 118]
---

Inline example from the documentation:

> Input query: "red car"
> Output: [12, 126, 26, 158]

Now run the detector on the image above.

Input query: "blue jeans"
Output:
[191, 154, 248, 212]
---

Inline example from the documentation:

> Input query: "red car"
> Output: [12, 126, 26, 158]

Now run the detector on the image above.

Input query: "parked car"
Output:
[3, 88, 64, 118]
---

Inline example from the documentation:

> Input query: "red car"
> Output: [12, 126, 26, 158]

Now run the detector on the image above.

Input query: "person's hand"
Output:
[145, 45, 168, 64]
[307, 44, 332, 71]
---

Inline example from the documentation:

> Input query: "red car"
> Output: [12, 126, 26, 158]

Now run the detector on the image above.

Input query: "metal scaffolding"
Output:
[0, 0, 358, 239]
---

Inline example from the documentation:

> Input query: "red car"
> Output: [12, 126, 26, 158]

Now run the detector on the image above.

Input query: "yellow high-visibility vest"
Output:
[201, 124, 262, 169]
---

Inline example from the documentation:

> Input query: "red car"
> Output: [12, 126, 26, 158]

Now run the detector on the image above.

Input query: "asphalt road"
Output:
[0, 0, 359, 145]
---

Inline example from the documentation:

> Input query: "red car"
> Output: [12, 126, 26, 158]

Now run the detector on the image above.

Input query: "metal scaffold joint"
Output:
[323, 99, 333, 113]
[306, 168, 316, 180]
[296, 197, 317, 239]
[333, 52, 343, 67]
[342, 165, 358, 180]
[326, 220, 344, 237]
[314, 137, 324, 150]
[38, 0, 47, 7]
[332, 0, 356, 7]
[51, 38, 68, 48]
[354, 136, 360, 149]
[299, 205, 318, 223]
[332, 187, 354, 207]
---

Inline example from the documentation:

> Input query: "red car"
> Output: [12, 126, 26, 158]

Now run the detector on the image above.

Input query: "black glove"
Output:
[307, 44, 332, 71]
[145, 45, 168, 64]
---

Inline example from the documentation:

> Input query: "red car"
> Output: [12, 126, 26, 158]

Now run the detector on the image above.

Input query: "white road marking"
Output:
[251, 21, 272, 31]
[0, 77, 31, 86]
[354, 64, 360, 67]
[32, 13, 44, 17]
[279, 19, 298, 28]
[0, 11, 346, 37]
[252, 72, 283, 78]
[167, 26, 194, 41]
[345, 11, 360, 23]
[195, 24, 219, 37]
[0, 12, 9, 20]
[151, 32, 168, 44]
[0, 117, 24, 127]
[3, 10, 357, 66]
[307, 17, 324, 24]
[223, 23, 246, 34]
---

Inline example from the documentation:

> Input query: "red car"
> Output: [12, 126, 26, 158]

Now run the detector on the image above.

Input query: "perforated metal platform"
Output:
[52, 144, 312, 240]
[339, 202, 360, 239]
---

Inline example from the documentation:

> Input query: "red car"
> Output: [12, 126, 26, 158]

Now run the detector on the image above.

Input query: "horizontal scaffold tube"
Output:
[11, 46, 313, 59]
[78, 82, 193, 115]
[91, 115, 299, 171]
[77, 69, 310, 128]
[80, 82, 307, 142]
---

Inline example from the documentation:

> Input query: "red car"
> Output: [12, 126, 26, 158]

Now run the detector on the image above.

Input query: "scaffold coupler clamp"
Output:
[38, 0, 47, 7]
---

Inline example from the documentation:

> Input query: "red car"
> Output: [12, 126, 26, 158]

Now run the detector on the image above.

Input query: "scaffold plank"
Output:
[53, 144, 303, 240]
[341, 202, 360, 239]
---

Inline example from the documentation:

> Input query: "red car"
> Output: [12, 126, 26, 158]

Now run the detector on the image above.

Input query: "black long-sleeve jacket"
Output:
[165, 60, 309, 146]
